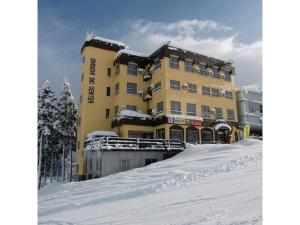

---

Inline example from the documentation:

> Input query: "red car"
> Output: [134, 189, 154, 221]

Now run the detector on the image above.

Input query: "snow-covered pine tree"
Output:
[54, 78, 77, 182]
[38, 80, 58, 189]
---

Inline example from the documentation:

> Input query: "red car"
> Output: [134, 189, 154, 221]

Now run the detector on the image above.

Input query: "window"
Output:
[105, 108, 110, 118]
[119, 160, 129, 171]
[225, 91, 233, 99]
[224, 71, 231, 81]
[201, 105, 210, 118]
[187, 103, 196, 116]
[201, 128, 213, 144]
[169, 55, 179, 69]
[99, 158, 102, 171]
[127, 62, 137, 75]
[188, 83, 197, 93]
[212, 67, 220, 78]
[248, 102, 260, 113]
[157, 101, 164, 113]
[211, 88, 220, 97]
[106, 87, 111, 96]
[126, 105, 137, 111]
[82, 56, 85, 63]
[227, 109, 235, 121]
[145, 159, 157, 166]
[202, 86, 210, 96]
[185, 59, 193, 72]
[156, 128, 165, 139]
[115, 83, 119, 95]
[154, 82, 161, 92]
[77, 141, 80, 150]
[260, 105, 263, 113]
[89, 158, 93, 172]
[96, 159, 98, 170]
[170, 80, 180, 90]
[80, 95, 83, 103]
[81, 73, 84, 82]
[186, 127, 199, 144]
[78, 117, 81, 126]
[171, 101, 181, 114]
[107, 68, 111, 77]
[215, 107, 223, 119]
[115, 105, 119, 116]
[154, 57, 161, 70]
[127, 82, 137, 94]
[170, 125, 184, 141]
[199, 64, 207, 75]
[115, 64, 120, 75]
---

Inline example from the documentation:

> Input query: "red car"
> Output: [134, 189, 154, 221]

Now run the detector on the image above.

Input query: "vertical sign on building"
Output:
[88, 58, 96, 103]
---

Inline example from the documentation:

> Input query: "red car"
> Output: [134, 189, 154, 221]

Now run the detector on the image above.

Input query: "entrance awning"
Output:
[215, 123, 232, 132]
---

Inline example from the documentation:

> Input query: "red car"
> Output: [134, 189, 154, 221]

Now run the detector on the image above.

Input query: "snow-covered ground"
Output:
[38, 140, 262, 225]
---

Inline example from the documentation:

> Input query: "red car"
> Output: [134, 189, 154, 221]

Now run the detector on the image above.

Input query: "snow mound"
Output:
[39, 140, 262, 225]
[118, 110, 151, 119]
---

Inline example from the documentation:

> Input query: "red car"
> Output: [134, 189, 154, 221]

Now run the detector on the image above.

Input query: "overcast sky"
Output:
[38, 0, 262, 102]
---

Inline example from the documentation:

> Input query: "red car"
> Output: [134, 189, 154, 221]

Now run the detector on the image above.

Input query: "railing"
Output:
[85, 137, 186, 151]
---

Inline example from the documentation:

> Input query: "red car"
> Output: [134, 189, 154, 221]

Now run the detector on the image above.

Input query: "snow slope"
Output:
[38, 140, 262, 225]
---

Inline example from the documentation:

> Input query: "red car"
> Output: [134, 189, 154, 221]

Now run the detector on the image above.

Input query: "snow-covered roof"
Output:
[116, 49, 148, 58]
[118, 110, 152, 119]
[241, 83, 262, 93]
[86, 131, 118, 138]
[215, 123, 232, 131]
[85, 33, 125, 47]
[166, 114, 203, 122]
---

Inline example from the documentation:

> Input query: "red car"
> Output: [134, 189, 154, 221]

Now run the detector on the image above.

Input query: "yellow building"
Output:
[76, 34, 239, 179]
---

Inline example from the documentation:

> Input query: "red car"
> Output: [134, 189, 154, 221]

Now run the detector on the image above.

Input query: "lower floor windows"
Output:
[201, 128, 213, 144]
[227, 109, 235, 121]
[170, 125, 184, 141]
[156, 128, 165, 139]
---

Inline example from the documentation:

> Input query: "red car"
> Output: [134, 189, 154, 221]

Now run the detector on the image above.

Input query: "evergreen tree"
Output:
[54, 78, 77, 182]
[38, 80, 58, 188]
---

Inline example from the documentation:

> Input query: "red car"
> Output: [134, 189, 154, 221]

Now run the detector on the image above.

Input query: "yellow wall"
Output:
[76, 45, 239, 176]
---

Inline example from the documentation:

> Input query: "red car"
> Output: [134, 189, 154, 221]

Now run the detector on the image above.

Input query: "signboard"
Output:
[167, 116, 202, 126]
[88, 57, 96, 103]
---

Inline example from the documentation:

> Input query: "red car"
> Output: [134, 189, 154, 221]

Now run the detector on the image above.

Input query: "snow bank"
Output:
[85, 33, 125, 47]
[86, 131, 118, 138]
[116, 49, 148, 58]
[39, 140, 262, 225]
[118, 110, 151, 119]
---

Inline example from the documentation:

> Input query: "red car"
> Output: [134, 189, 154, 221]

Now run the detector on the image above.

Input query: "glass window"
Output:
[115, 64, 120, 75]
[185, 59, 193, 72]
[188, 83, 197, 93]
[201, 128, 213, 144]
[170, 80, 180, 90]
[171, 101, 181, 114]
[211, 88, 220, 97]
[224, 71, 231, 81]
[186, 127, 199, 144]
[170, 125, 184, 141]
[227, 109, 235, 121]
[77, 141, 80, 150]
[81, 73, 84, 82]
[115, 83, 119, 95]
[215, 107, 223, 119]
[201, 105, 210, 118]
[127, 62, 137, 75]
[212, 67, 220, 78]
[126, 105, 137, 111]
[107, 68, 111, 77]
[248, 102, 260, 113]
[154, 82, 161, 92]
[127, 82, 137, 94]
[187, 103, 196, 116]
[119, 160, 129, 171]
[106, 87, 110, 96]
[156, 128, 165, 139]
[202, 86, 210, 95]
[199, 64, 207, 75]
[225, 91, 233, 99]
[115, 105, 119, 116]
[80, 95, 83, 103]
[157, 101, 164, 113]
[82, 56, 85, 63]
[169, 55, 179, 69]
[105, 109, 110, 119]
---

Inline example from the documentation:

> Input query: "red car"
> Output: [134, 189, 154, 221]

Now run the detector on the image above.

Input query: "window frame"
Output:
[127, 62, 138, 75]
[157, 101, 164, 113]
[227, 109, 235, 121]
[187, 103, 196, 116]
[170, 80, 180, 90]
[201, 105, 210, 118]
[202, 86, 211, 96]
[211, 88, 220, 97]
[184, 59, 193, 72]
[127, 82, 137, 95]
[169, 55, 179, 69]
[115, 83, 120, 95]
[171, 101, 181, 115]
[188, 83, 197, 93]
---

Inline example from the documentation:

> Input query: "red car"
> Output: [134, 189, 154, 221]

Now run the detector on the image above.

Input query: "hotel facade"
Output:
[76, 34, 239, 178]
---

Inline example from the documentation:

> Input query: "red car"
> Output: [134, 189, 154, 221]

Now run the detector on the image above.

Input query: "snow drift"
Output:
[39, 140, 262, 225]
